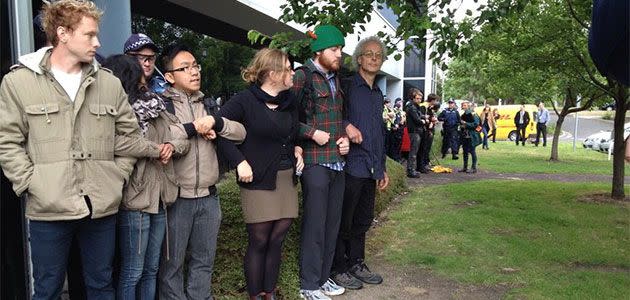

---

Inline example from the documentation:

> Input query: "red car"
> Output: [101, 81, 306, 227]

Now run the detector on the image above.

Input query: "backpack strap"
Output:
[295, 66, 314, 104]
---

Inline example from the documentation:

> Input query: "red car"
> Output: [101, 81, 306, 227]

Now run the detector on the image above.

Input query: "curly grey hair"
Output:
[352, 36, 387, 70]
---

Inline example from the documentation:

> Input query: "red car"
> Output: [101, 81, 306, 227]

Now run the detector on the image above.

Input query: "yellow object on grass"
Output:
[431, 165, 452, 173]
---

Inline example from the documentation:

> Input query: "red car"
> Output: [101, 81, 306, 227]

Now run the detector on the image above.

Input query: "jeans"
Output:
[462, 138, 478, 170]
[299, 165, 345, 290]
[159, 195, 222, 300]
[407, 132, 422, 173]
[118, 207, 166, 300]
[482, 124, 489, 149]
[332, 173, 376, 274]
[536, 123, 547, 146]
[29, 214, 117, 300]
[419, 131, 434, 169]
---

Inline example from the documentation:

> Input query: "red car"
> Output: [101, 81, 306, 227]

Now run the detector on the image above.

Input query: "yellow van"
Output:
[474, 105, 538, 141]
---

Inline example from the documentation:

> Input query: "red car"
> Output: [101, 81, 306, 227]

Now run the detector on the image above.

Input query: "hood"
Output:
[18, 46, 99, 75]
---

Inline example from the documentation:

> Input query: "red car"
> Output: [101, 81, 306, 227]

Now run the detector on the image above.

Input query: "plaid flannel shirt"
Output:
[292, 60, 346, 166]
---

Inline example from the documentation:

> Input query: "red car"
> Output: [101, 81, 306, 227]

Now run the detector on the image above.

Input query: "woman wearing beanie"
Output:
[216, 48, 304, 300]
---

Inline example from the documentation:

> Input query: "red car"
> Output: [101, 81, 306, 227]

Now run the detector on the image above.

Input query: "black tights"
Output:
[245, 218, 293, 296]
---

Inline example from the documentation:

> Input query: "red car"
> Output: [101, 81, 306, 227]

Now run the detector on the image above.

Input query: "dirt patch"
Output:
[570, 262, 630, 273]
[334, 256, 512, 300]
[453, 200, 480, 208]
[576, 193, 630, 205]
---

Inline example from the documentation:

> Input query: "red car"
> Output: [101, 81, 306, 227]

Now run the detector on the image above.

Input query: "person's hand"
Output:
[193, 116, 215, 135]
[237, 160, 253, 183]
[158, 143, 174, 164]
[377, 172, 389, 190]
[345, 124, 363, 144]
[312, 130, 330, 146]
[295, 148, 304, 174]
[460, 120, 466, 125]
[202, 130, 217, 140]
[337, 137, 350, 155]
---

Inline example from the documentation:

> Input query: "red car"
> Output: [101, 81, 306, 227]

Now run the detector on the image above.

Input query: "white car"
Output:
[583, 131, 612, 150]
[598, 124, 630, 153]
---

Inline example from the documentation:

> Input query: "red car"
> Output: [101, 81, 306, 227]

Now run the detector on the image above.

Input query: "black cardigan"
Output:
[217, 85, 299, 190]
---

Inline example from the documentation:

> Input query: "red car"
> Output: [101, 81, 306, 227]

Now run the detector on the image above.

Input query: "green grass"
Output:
[373, 180, 630, 299]
[430, 137, 627, 175]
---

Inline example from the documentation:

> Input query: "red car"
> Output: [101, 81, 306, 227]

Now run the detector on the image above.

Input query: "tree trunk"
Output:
[611, 84, 628, 199]
[550, 115, 565, 161]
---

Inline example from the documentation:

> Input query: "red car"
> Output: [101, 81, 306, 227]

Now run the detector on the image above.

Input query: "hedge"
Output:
[212, 158, 408, 299]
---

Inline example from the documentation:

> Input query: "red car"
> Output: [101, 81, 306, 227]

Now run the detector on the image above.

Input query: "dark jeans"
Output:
[491, 128, 497, 143]
[332, 173, 376, 274]
[118, 207, 166, 300]
[535, 123, 547, 146]
[29, 214, 117, 300]
[482, 124, 490, 149]
[299, 165, 345, 290]
[420, 131, 434, 168]
[441, 127, 460, 157]
[462, 138, 478, 170]
[407, 132, 422, 173]
[516, 125, 527, 145]
[159, 195, 222, 300]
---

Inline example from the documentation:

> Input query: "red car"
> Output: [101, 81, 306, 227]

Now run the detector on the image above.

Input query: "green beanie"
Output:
[309, 25, 345, 53]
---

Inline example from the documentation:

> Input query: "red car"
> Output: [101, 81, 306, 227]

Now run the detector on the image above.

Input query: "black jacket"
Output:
[405, 100, 426, 133]
[513, 110, 530, 128]
[217, 85, 299, 190]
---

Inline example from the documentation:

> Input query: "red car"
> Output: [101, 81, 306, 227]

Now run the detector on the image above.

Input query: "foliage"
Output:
[602, 112, 612, 120]
[131, 14, 255, 98]
[213, 159, 407, 299]
[374, 180, 630, 299]
[247, 0, 535, 66]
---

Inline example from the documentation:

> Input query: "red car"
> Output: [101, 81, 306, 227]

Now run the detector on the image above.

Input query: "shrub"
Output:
[212, 159, 408, 299]
[602, 112, 613, 120]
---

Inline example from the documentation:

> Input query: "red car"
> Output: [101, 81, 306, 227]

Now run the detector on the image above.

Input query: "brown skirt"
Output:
[240, 168, 298, 223]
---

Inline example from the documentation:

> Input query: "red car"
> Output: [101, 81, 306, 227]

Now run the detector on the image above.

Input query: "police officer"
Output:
[438, 99, 461, 160]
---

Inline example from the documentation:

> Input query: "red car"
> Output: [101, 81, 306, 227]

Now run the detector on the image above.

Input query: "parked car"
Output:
[583, 131, 612, 150]
[600, 102, 615, 111]
[597, 123, 630, 152]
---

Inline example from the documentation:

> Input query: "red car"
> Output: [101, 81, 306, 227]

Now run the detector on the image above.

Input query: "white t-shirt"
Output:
[51, 67, 82, 102]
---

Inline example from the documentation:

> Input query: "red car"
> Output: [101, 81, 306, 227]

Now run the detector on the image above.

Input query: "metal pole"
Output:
[573, 95, 581, 151]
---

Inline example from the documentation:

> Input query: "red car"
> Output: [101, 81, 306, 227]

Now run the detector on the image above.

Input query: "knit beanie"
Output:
[309, 25, 345, 53]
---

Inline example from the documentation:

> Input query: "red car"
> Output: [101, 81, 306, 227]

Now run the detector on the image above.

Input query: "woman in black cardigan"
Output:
[217, 48, 303, 300]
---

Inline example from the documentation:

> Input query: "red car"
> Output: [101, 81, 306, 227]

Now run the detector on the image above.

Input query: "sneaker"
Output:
[407, 171, 420, 178]
[466, 168, 477, 174]
[457, 168, 468, 173]
[321, 278, 346, 295]
[299, 289, 331, 300]
[452, 155, 459, 160]
[349, 262, 383, 284]
[332, 272, 363, 290]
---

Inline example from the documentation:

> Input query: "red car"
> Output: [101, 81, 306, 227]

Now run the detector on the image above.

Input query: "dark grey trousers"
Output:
[159, 195, 222, 300]
[299, 165, 345, 290]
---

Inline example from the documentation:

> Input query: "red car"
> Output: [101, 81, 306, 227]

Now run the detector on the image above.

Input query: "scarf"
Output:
[131, 89, 166, 135]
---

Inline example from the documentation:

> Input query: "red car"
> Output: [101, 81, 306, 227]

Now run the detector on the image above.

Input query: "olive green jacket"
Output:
[0, 47, 159, 221]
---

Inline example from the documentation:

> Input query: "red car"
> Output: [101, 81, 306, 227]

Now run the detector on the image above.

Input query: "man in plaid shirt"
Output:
[292, 24, 350, 300]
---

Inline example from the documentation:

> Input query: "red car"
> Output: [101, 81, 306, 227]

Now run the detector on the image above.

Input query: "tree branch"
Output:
[564, 0, 589, 30]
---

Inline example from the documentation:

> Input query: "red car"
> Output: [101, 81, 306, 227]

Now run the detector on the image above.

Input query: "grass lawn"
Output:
[431, 139, 628, 175]
[373, 180, 630, 299]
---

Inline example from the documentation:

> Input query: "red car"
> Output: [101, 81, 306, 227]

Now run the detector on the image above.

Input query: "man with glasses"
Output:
[331, 36, 389, 292]
[123, 33, 169, 93]
[157, 44, 246, 300]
